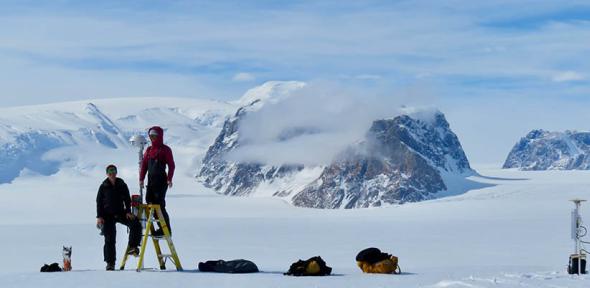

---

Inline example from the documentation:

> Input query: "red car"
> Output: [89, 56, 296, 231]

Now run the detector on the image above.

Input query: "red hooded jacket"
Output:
[139, 126, 175, 182]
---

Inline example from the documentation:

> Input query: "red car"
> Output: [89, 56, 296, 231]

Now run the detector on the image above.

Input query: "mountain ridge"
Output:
[504, 129, 590, 170]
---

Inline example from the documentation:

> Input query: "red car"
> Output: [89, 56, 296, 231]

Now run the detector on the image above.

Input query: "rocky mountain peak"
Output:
[503, 129, 590, 170]
[198, 99, 473, 208]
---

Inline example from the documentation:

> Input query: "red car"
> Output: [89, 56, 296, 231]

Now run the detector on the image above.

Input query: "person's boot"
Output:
[153, 225, 171, 236]
[126, 247, 140, 257]
[106, 262, 115, 271]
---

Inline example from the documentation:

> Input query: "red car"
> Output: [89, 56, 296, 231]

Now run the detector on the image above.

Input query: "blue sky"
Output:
[0, 0, 589, 164]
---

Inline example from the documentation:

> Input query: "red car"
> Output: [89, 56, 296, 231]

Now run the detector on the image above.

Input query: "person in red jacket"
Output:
[140, 126, 175, 236]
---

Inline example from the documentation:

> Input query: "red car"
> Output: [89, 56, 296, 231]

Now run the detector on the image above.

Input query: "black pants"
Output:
[102, 214, 142, 264]
[146, 177, 171, 234]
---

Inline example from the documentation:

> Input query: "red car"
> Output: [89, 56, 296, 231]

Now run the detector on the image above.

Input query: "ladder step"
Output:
[158, 254, 173, 258]
[150, 235, 170, 239]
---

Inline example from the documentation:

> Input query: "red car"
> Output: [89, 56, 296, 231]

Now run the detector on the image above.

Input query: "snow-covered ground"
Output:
[0, 162, 588, 287]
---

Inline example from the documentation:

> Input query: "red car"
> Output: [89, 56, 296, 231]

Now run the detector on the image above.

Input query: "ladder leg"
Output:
[120, 205, 144, 270]
[167, 240, 183, 271]
[151, 223, 166, 270]
[136, 207, 154, 272]
[119, 245, 130, 270]
[155, 206, 183, 271]
[152, 205, 167, 269]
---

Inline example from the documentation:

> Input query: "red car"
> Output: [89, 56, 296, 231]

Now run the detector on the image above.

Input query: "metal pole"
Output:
[575, 201, 582, 275]
[130, 134, 148, 229]
[138, 142, 145, 203]
[571, 199, 586, 275]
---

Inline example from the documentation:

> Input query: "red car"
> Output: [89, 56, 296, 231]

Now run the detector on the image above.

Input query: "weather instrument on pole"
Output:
[129, 135, 148, 202]
[129, 134, 148, 226]
[568, 199, 587, 275]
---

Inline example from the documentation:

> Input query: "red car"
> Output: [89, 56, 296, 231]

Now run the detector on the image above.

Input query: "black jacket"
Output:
[96, 178, 132, 218]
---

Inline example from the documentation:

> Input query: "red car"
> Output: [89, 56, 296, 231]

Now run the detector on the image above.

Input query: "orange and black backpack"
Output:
[356, 247, 401, 274]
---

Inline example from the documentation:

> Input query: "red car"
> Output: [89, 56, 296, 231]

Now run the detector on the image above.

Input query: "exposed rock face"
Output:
[197, 81, 307, 196]
[503, 129, 590, 170]
[198, 91, 474, 209]
[198, 104, 304, 196]
[292, 112, 472, 208]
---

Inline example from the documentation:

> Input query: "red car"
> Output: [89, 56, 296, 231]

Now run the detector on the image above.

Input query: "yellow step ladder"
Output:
[119, 204, 183, 272]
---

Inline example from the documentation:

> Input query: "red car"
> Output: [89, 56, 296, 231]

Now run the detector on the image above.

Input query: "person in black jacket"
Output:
[96, 164, 142, 271]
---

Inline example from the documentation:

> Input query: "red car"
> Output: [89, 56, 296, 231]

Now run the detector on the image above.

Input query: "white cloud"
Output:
[224, 81, 433, 166]
[355, 74, 382, 80]
[232, 72, 256, 82]
[552, 71, 585, 82]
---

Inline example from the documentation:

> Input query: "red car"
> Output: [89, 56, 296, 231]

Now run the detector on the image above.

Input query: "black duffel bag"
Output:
[198, 259, 259, 273]
[40, 263, 62, 272]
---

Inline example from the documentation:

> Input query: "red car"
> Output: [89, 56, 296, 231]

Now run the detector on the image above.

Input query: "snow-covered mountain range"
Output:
[0, 98, 235, 183]
[503, 129, 590, 170]
[1, 81, 475, 209]
[198, 82, 474, 208]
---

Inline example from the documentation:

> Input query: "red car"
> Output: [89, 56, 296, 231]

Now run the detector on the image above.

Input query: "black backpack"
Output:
[284, 256, 332, 276]
[198, 259, 259, 273]
[356, 247, 391, 264]
[40, 263, 62, 272]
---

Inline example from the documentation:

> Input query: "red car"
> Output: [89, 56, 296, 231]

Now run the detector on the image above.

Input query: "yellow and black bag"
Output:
[284, 256, 332, 276]
[356, 247, 401, 274]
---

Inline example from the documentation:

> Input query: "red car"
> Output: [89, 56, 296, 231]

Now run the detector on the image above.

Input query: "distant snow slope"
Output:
[0, 97, 236, 183]
[504, 129, 590, 170]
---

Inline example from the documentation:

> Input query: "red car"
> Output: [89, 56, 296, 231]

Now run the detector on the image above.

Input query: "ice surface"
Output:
[0, 165, 588, 287]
